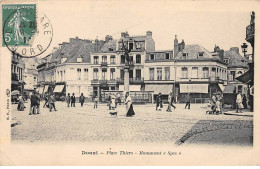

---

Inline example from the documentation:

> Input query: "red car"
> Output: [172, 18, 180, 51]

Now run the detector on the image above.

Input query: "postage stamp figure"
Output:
[2, 4, 36, 46]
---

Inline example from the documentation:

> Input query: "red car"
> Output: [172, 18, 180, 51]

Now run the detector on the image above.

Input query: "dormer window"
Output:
[165, 53, 170, 60]
[224, 59, 229, 64]
[150, 54, 155, 60]
[109, 48, 113, 51]
[182, 53, 188, 59]
[198, 52, 204, 58]
[77, 57, 82, 63]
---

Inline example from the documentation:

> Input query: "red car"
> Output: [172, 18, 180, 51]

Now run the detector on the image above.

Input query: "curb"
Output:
[224, 112, 253, 117]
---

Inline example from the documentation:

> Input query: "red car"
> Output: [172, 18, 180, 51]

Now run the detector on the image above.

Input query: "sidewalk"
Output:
[224, 109, 253, 117]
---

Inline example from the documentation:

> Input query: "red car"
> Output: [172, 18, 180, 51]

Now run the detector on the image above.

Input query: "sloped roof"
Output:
[224, 50, 248, 68]
[176, 44, 215, 60]
[100, 40, 117, 52]
[67, 43, 96, 63]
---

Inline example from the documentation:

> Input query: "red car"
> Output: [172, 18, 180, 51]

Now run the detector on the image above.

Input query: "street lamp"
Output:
[241, 42, 248, 57]
[121, 39, 132, 93]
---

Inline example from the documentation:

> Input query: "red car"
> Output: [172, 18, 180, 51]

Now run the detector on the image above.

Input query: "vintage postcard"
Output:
[0, 0, 260, 166]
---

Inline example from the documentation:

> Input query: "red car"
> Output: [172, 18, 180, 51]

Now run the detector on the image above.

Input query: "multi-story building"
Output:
[90, 31, 155, 101]
[11, 53, 25, 94]
[144, 35, 228, 103]
[23, 57, 38, 95]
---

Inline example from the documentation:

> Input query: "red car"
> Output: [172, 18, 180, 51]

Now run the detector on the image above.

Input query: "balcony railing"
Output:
[116, 77, 144, 84]
[246, 23, 254, 41]
[91, 79, 100, 84]
[101, 62, 108, 67]
[12, 73, 19, 81]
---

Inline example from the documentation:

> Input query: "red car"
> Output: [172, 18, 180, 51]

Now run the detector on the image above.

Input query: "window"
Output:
[191, 67, 198, 78]
[121, 55, 125, 64]
[129, 55, 134, 62]
[136, 69, 141, 79]
[198, 52, 204, 58]
[120, 69, 124, 79]
[110, 68, 115, 80]
[94, 56, 99, 64]
[129, 70, 133, 78]
[77, 69, 81, 80]
[136, 54, 141, 63]
[157, 68, 162, 80]
[182, 53, 188, 59]
[165, 53, 170, 60]
[238, 85, 243, 93]
[229, 71, 235, 81]
[224, 59, 229, 64]
[129, 43, 133, 50]
[64, 71, 66, 81]
[84, 69, 88, 80]
[150, 54, 155, 60]
[110, 55, 116, 64]
[202, 67, 209, 78]
[211, 67, 216, 77]
[182, 67, 188, 78]
[149, 68, 154, 80]
[165, 67, 170, 80]
[237, 71, 243, 76]
[109, 48, 113, 51]
[102, 56, 107, 63]
[93, 69, 99, 80]
[102, 69, 107, 80]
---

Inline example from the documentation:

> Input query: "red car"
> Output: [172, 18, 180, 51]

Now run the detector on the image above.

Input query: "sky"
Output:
[37, 0, 256, 57]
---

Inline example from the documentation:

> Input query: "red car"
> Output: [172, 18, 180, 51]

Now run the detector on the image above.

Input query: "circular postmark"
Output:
[2, 4, 53, 58]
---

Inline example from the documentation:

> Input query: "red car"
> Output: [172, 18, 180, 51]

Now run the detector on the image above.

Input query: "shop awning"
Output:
[43, 85, 49, 93]
[235, 70, 252, 84]
[180, 84, 208, 93]
[53, 85, 65, 93]
[218, 84, 224, 92]
[145, 84, 173, 94]
[223, 84, 236, 94]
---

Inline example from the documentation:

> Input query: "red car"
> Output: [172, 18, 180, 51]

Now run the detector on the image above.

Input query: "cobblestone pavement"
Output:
[11, 101, 253, 146]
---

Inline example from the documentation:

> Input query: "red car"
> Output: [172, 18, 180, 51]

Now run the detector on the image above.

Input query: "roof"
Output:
[99, 40, 117, 52]
[120, 36, 146, 42]
[66, 43, 96, 63]
[224, 50, 249, 68]
[176, 44, 215, 60]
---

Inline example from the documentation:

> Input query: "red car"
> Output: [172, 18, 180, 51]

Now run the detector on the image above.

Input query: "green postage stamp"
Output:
[2, 4, 36, 46]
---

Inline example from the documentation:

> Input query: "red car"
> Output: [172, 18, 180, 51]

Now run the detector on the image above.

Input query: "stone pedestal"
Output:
[124, 66, 130, 93]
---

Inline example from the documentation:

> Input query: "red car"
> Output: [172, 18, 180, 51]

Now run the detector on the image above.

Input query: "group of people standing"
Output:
[236, 91, 248, 113]
[155, 92, 177, 112]
[42, 93, 57, 112]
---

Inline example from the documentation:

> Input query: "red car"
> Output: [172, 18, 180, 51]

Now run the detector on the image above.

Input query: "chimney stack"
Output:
[174, 35, 178, 57]
[230, 47, 239, 54]
[146, 31, 152, 37]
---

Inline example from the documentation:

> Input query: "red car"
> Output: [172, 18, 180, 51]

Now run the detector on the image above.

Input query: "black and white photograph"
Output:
[0, 0, 259, 166]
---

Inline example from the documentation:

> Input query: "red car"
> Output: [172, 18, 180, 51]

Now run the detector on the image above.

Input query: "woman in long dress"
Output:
[17, 95, 25, 111]
[125, 92, 135, 117]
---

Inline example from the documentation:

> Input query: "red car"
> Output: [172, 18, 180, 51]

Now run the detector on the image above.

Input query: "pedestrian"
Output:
[171, 93, 176, 110]
[17, 94, 25, 111]
[236, 91, 243, 113]
[215, 99, 221, 115]
[117, 92, 121, 106]
[79, 93, 85, 107]
[185, 93, 191, 109]
[66, 93, 71, 107]
[166, 92, 172, 112]
[156, 93, 163, 111]
[108, 94, 112, 110]
[94, 95, 98, 108]
[71, 93, 76, 107]
[29, 91, 39, 115]
[43, 93, 49, 108]
[125, 92, 135, 117]
[110, 94, 116, 110]
[49, 93, 57, 112]
[242, 94, 248, 109]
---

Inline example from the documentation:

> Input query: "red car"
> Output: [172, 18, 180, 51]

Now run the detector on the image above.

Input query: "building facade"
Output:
[11, 53, 25, 94]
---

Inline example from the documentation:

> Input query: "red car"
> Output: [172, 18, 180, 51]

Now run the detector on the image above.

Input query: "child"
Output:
[215, 100, 221, 115]
[206, 100, 212, 114]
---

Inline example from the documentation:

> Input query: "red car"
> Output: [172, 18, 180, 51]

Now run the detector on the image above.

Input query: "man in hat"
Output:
[156, 93, 163, 111]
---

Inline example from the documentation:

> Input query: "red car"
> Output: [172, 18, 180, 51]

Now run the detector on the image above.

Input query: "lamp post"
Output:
[241, 43, 248, 58]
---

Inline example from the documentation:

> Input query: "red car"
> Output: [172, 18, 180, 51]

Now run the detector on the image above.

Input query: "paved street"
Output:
[11, 101, 253, 146]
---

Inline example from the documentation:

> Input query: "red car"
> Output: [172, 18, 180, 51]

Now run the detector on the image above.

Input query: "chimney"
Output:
[230, 47, 239, 54]
[219, 50, 224, 62]
[121, 32, 126, 38]
[95, 39, 99, 52]
[105, 35, 110, 42]
[214, 45, 220, 52]
[146, 31, 152, 37]
[181, 39, 185, 50]
[174, 35, 178, 57]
